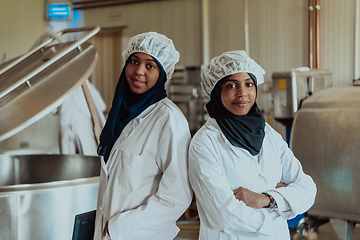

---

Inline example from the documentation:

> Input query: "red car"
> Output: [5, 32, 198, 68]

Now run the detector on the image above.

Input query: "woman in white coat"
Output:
[188, 50, 316, 240]
[94, 32, 192, 240]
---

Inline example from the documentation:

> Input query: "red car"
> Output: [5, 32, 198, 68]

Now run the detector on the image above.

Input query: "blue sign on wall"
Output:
[47, 3, 72, 20]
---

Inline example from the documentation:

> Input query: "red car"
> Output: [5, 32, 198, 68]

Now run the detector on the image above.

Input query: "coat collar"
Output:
[133, 98, 166, 124]
[205, 117, 268, 177]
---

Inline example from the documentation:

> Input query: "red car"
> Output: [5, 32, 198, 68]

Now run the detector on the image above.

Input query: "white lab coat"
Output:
[94, 98, 193, 240]
[54, 82, 106, 156]
[189, 118, 316, 240]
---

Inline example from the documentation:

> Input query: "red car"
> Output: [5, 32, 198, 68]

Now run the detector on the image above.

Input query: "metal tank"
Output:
[0, 27, 103, 240]
[0, 154, 100, 240]
[290, 84, 360, 240]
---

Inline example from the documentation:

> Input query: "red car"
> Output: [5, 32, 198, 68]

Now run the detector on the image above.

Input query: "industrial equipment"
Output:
[168, 66, 207, 135]
[272, 69, 332, 126]
[291, 84, 360, 240]
[272, 68, 332, 142]
[272, 69, 332, 232]
[0, 26, 102, 240]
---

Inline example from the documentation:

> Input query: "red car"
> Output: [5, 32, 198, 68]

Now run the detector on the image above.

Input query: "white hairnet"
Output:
[201, 50, 265, 99]
[122, 32, 180, 81]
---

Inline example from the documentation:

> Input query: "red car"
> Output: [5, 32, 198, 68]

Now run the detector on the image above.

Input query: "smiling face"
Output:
[220, 72, 256, 116]
[125, 52, 161, 94]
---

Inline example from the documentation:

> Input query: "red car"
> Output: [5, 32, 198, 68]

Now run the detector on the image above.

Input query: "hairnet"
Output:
[201, 50, 265, 99]
[122, 32, 180, 81]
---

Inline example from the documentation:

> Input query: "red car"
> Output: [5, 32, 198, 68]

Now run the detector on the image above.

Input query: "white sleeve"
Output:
[188, 137, 274, 236]
[268, 132, 317, 219]
[108, 112, 193, 240]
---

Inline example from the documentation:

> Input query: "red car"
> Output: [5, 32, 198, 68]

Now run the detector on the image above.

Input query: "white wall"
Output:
[0, 0, 49, 61]
[320, 0, 356, 86]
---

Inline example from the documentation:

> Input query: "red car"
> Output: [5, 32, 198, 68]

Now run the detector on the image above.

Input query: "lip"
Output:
[232, 100, 249, 107]
[130, 77, 146, 87]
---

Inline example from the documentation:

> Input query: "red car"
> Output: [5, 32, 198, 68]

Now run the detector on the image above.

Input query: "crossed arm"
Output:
[232, 183, 287, 209]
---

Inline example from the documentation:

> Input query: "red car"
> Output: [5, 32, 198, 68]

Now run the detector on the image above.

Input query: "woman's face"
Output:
[125, 52, 161, 94]
[220, 72, 256, 116]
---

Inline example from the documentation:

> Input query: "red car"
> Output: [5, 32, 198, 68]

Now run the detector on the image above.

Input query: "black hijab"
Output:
[97, 54, 167, 162]
[206, 73, 265, 156]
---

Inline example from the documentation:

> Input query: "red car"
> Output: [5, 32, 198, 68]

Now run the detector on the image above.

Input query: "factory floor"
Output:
[174, 220, 360, 240]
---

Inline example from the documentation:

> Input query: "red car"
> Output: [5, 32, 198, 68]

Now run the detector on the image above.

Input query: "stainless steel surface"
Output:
[291, 85, 360, 222]
[188, 83, 208, 135]
[272, 69, 332, 124]
[0, 26, 100, 97]
[0, 154, 101, 240]
[0, 27, 100, 142]
[299, 85, 360, 109]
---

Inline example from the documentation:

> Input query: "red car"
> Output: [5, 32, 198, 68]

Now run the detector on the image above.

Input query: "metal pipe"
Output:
[309, 0, 314, 69]
[244, 0, 250, 55]
[73, 0, 161, 10]
[355, 0, 360, 81]
[202, 0, 210, 65]
[315, 0, 320, 69]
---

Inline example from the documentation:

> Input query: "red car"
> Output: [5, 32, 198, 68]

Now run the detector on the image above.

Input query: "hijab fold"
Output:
[97, 57, 167, 162]
[206, 73, 265, 156]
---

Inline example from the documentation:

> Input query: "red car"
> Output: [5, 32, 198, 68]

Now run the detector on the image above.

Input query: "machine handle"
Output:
[81, 80, 104, 145]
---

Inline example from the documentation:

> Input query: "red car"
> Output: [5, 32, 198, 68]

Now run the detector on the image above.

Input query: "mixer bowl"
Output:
[0, 154, 100, 240]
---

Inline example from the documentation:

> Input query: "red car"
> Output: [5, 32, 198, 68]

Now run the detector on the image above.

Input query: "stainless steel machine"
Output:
[291, 84, 360, 240]
[272, 69, 332, 127]
[0, 154, 100, 240]
[272, 69, 332, 232]
[168, 66, 207, 135]
[0, 27, 102, 240]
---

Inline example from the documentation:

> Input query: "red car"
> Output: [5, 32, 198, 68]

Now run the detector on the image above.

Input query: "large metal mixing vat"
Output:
[0, 154, 100, 240]
[291, 85, 360, 240]
[0, 27, 103, 240]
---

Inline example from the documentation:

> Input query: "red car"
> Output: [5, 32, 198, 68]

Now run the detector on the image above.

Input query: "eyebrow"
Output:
[226, 77, 252, 82]
[132, 54, 157, 62]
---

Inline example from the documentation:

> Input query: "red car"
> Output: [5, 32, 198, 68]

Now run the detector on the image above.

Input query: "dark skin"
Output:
[233, 183, 288, 209]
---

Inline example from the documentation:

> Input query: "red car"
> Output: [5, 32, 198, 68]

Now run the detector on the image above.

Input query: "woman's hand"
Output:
[102, 221, 109, 237]
[276, 182, 288, 188]
[233, 183, 287, 209]
[233, 187, 269, 209]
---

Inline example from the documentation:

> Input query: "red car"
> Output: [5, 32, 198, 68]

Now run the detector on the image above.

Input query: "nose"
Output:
[236, 87, 247, 98]
[134, 64, 145, 76]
